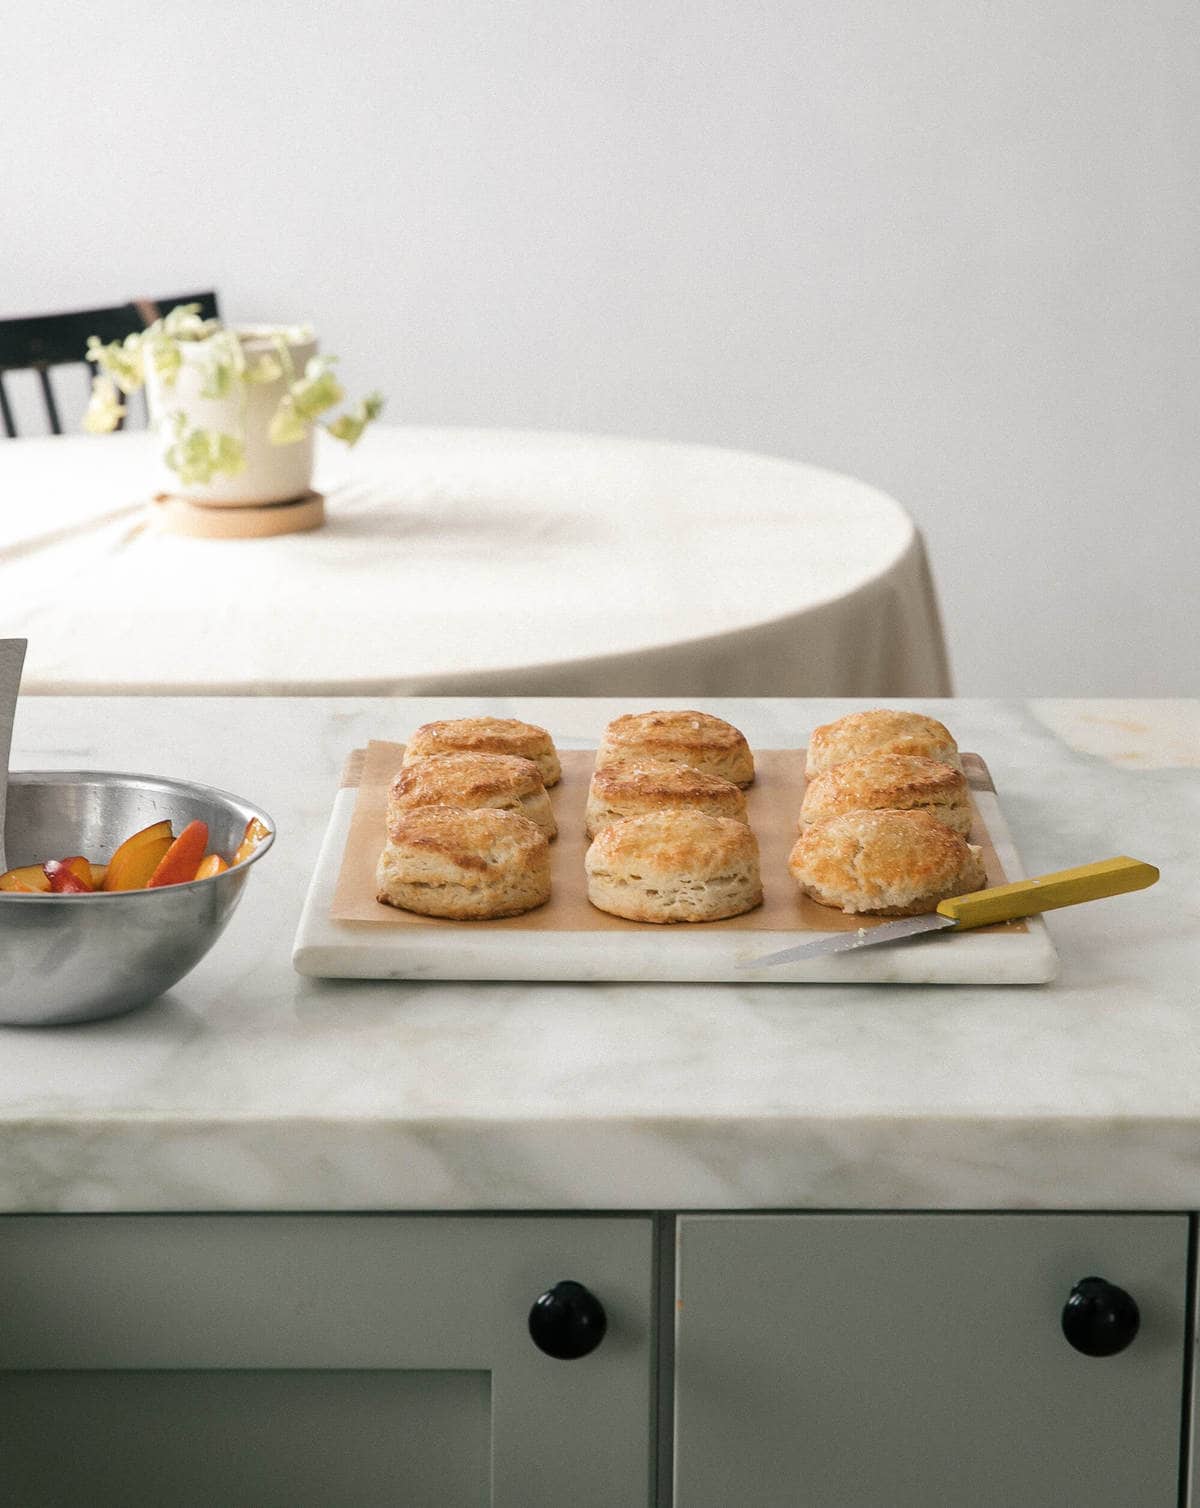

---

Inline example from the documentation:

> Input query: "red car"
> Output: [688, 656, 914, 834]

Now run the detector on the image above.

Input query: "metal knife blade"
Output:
[0, 638, 28, 874]
[740, 912, 958, 968]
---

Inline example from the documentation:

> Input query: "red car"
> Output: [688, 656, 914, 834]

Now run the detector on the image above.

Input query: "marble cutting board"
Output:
[292, 739, 1058, 985]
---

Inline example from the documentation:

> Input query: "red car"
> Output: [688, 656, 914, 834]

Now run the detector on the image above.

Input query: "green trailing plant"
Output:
[83, 304, 384, 485]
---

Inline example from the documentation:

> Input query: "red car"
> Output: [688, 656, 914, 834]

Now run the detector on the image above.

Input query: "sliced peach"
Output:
[44, 857, 94, 893]
[194, 853, 229, 880]
[89, 863, 109, 888]
[147, 820, 209, 888]
[103, 821, 175, 892]
[48, 855, 93, 886]
[0, 863, 52, 893]
[232, 816, 271, 866]
[116, 820, 173, 851]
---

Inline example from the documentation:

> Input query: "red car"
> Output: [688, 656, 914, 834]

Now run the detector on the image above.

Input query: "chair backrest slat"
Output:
[0, 291, 219, 437]
[35, 367, 62, 436]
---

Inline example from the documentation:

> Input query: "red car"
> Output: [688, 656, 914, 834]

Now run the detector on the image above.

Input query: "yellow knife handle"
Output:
[936, 856, 1159, 929]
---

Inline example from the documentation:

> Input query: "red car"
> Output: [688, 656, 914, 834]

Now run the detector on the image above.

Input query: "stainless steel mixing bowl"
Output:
[0, 772, 275, 1026]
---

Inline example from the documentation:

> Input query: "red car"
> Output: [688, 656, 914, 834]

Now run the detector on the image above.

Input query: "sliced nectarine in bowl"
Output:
[43, 857, 95, 893]
[3, 812, 276, 897]
[100, 820, 173, 891]
[147, 820, 209, 888]
[232, 816, 271, 867]
[0, 863, 52, 893]
[0, 771, 276, 1026]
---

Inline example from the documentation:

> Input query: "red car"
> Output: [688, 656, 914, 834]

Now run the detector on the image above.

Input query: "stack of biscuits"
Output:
[376, 717, 559, 919]
[788, 709, 985, 916]
[584, 710, 762, 923]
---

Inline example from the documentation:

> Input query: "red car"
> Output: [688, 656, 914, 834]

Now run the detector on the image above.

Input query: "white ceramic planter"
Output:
[145, 328, 318, 507]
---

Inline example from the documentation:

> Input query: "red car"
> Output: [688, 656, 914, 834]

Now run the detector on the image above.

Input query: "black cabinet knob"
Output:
[1061, 1275, 1140, 1356]
[528, 1279, 607, 1359]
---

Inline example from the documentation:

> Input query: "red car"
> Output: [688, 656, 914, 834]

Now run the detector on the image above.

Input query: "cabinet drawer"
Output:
[675, 1213, 1188, 1508]
[0, 1213, 654, 1508]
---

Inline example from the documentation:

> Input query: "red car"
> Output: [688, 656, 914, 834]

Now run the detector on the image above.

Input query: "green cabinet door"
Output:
[675, 1213, 1189, 1508]
[0, 1214, 654, 1508]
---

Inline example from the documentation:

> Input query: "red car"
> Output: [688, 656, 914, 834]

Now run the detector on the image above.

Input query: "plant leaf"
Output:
[245, 354, 283, 385]
[160, 303, 221, 342]
[82, 375, 126, 434]
[288, 355, 345, 422]
[163, 422, 246, 484]
[268, 396, 308, 446]
[197, 329, 246, 399]
[324, 390, 385, 446]
[86, 333, 144, 394]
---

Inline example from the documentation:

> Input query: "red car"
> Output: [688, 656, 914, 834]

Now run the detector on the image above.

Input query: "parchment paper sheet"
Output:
[332, 743, 1023, 938]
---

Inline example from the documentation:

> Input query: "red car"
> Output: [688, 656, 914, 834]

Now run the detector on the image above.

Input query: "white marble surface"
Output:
[2, 697, 1197, 1213]
[294, 781, 1058, 983]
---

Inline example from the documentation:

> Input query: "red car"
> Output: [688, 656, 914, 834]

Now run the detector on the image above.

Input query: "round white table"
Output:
[0, 427, 951, 696]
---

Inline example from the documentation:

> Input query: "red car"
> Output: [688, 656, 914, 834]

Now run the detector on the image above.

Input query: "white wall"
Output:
[5, 0, 1197, 695]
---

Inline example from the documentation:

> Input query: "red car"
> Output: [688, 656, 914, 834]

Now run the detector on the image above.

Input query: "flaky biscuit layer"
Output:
[403, 717, 561, 787]
[799, 753, 972, 836]
[788, 808, 985, 916]
[388, 752, 556, 839]
[585, 809, 762, 922]
[376, 804, 551, 919]
[585, 760, 747, 838]
[595, 710, 754, 787]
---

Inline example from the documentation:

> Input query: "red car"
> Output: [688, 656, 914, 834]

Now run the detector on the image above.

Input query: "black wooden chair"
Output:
[0, 291, 220, 438]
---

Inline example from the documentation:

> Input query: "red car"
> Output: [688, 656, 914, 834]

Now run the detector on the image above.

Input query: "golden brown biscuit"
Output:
[805, 709, 963, 776]
[388, 752, 556, 839]
[584, 760, 748, 839]
[403, 717, 561, 787]
[376, 805, 551, 919]
[595, 710, 754, 787]
[585, 809, 762, 923]
[788, 808, 986, 916]
[799, 753, 972, 836]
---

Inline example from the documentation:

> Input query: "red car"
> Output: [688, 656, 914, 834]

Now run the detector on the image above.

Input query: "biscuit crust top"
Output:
[586, 808, 758, 881]
[597, 710, 754, 785]
[405, 717, 554, 758]
[589, 760, 742, 803]
[601, 710, 748, 756]
[806, 709, 960, 774]
[800, 753, 968, 823]
[390, 752, 544, 809]
[386, 804, 548, 875]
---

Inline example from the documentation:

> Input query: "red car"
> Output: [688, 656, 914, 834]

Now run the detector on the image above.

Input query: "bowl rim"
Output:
[0, 769, 276, 901]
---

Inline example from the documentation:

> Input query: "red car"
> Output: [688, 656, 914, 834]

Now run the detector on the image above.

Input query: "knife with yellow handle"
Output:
[741, 856, 1159, 968]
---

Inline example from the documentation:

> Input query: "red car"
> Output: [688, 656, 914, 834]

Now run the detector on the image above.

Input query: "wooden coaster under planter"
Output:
[153, 491, 326, 539]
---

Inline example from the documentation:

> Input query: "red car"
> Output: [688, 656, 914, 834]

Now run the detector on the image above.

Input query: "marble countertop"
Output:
[2, 697, 1197, 1214]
